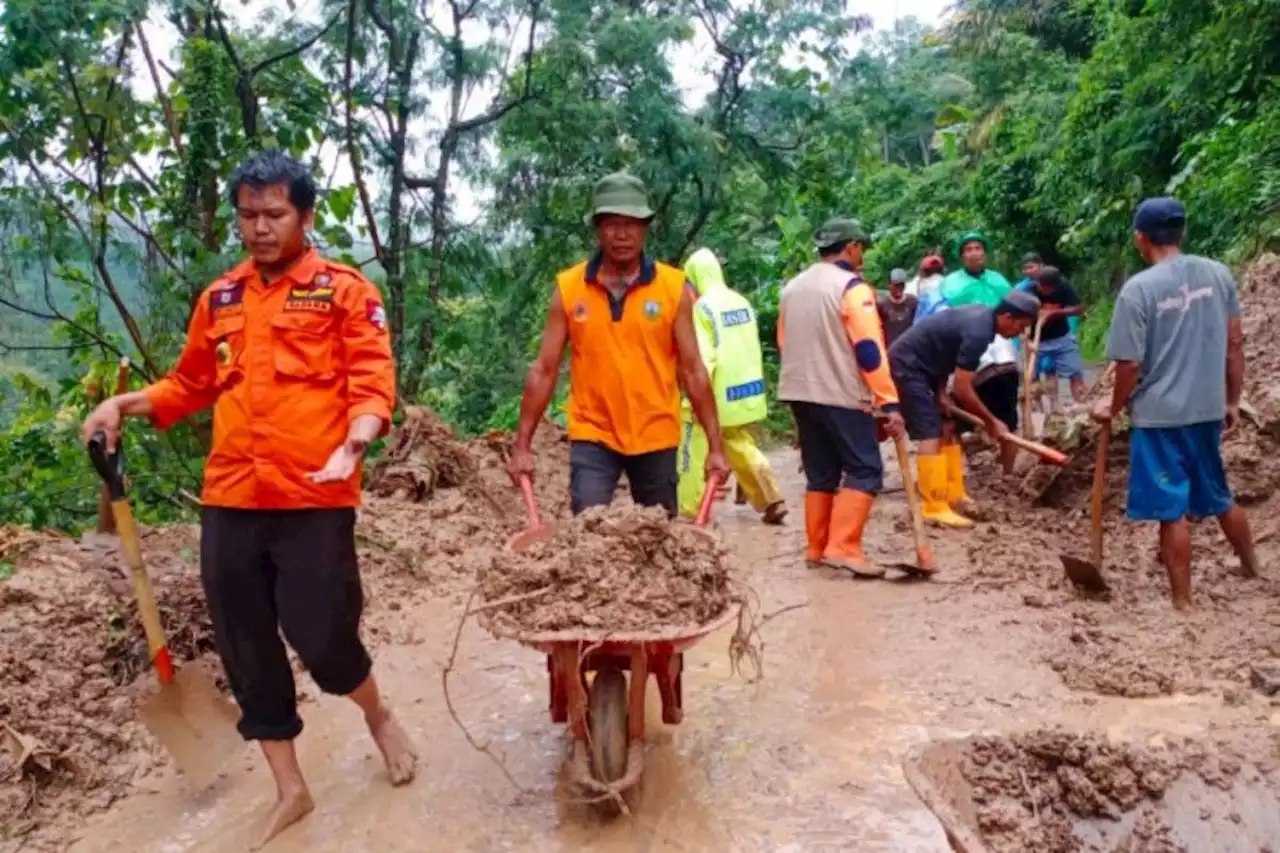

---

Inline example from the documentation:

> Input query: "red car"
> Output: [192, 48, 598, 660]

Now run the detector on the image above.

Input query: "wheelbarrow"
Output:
[488, 475, 739, 805]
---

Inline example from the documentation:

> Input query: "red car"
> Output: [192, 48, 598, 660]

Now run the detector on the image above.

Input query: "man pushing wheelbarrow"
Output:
[503, 172, 731, 800]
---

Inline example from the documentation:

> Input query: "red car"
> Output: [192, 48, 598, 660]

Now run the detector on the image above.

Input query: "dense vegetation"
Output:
[0, 0, 1277, 531]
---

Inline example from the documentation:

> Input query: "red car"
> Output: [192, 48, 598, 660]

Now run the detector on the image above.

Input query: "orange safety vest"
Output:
[558, 254, 685, 455]
[144, 249, 396, 509]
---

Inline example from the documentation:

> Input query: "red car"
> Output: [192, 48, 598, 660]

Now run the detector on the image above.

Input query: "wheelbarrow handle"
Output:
[88, 431, 127, 499]
[518, 474, 543, 530]
[695, 473, 725, 527]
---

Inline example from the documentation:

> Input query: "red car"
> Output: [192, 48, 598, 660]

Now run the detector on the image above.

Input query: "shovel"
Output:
[88, 432, 243, 787]
[887, 433, 936, 577]
[949, 408, 1069, 466]
[1060, 421, 1110, 593]
[509, 473, 555, 550]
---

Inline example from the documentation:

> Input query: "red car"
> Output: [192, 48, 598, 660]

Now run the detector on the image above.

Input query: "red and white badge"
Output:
[366, 299, 387, 331]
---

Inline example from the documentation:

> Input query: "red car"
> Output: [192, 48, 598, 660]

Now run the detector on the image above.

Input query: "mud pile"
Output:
[0, 526, 213, 848]
[357, 410, 570, 589]
[478, 504, 733, 635]
[958, 729, 1245, 853]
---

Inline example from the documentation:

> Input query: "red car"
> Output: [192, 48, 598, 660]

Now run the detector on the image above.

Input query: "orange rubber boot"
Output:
[822, 489, 885, 579]
[804, 492, 834, 568]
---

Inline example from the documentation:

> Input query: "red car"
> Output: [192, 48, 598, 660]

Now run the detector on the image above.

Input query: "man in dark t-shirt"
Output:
[878, 268, 918, 348]
[1031, 266, 1086, 405]
[888, 294, 1039, 527]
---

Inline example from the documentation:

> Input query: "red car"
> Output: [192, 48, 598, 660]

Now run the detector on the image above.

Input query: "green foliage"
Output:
[2, 0, 1279, 532]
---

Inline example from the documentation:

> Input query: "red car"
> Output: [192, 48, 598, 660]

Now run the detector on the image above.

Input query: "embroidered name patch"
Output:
[209, 283, 244, 314]
[283, 286, 335, 313]
[720, 307, 752, 327]
[366, 299, 387, 330]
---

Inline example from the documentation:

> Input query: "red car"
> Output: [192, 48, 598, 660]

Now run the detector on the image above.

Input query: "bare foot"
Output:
[1172, 595, 1193, 612]
[367, 711, 417, 786]
[251, 786, 314, 851]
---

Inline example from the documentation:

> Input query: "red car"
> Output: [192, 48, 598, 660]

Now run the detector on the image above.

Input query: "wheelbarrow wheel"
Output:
[588, 666, 629, 787]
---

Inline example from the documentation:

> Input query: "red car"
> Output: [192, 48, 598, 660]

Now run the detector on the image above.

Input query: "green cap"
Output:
[813, 217, 870, 250]
[585, 172, 655, 226]
[954, 230, 991, 256]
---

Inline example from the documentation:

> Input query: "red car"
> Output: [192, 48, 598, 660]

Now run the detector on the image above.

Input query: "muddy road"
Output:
[51, 447, 1272, 853]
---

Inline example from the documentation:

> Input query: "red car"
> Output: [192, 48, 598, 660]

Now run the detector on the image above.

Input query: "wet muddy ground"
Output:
[21, 439, 1276, 853]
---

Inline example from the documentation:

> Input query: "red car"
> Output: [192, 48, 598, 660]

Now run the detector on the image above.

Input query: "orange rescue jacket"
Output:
[558, 254, 685, 455]
[144, 249, 396, 509]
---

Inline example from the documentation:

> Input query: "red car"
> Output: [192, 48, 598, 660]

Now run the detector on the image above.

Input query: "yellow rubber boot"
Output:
[822, 489, 885, 578]
[804, 492, 834, 568]
[943, 443, 979, 516]
[918, 454, 973, 529]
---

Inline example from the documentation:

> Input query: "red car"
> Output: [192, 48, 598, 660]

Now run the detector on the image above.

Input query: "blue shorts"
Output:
[1035, 336, 1084, 380]
[1127, 422, 1234, 522]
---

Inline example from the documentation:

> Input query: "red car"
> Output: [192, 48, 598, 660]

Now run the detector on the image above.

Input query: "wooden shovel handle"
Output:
[949, 408, 1068, 466]
[893, 434, 934, 569]
[1089, 423, 1110, 567]
[518, 474, 543, 531]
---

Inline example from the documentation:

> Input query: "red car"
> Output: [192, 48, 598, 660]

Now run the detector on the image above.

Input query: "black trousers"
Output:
[569, 441, 678, 516]
[200, 507, 372, 741]
[790, 402, 884, 494]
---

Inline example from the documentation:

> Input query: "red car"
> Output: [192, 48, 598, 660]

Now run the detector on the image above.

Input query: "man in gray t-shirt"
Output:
[1093, 197, 1258, 610]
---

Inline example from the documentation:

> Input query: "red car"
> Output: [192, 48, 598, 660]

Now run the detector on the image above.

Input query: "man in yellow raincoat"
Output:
[676, 248, 787, 524]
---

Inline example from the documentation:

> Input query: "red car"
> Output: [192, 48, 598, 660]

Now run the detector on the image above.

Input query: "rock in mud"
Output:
[478, 503, 734, 635]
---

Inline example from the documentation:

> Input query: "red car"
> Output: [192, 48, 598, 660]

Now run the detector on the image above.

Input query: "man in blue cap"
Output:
[1093, 197, 1259, 610]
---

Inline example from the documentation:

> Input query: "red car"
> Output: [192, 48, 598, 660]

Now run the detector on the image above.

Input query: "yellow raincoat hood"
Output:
[683, 248, 728, 296]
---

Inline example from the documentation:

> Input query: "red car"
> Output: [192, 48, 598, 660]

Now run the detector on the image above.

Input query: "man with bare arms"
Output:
[81, 150, 416, 848]
[1093, 197, 1259, 610]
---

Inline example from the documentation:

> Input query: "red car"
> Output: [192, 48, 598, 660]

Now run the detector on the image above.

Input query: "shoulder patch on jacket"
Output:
[209, 281, 244, 313]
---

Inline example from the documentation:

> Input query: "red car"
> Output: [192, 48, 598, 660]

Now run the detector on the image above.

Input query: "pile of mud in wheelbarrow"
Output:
[472, 476, 748, 806]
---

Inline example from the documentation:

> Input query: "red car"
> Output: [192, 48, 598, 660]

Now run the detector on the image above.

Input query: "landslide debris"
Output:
[956, 729, 1251, 853]
[478, 503, 734, 635]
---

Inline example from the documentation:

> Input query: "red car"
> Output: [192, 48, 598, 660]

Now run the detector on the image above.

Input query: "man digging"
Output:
[888, 292, 1040, 527]
[508, 172, 729, 514]
[778, 218, 903, 578]
[1093, 197, 1259, 610]
[676, 247, 786, 525]
[80, 150, 417, 849]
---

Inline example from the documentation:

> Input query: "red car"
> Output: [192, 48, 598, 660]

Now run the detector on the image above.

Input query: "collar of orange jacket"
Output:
[225, 247, 326, 287]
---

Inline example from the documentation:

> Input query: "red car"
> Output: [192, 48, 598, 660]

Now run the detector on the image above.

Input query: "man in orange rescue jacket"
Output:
[508, 172, 729, 514]
[778, 218, 904, 578]
[80, 150, 415, 849]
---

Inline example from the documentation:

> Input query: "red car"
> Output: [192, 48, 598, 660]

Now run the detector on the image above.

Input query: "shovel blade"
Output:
[1060, 555, 1108, 593]
[138, 662, 244, 789]
[505, 524, 554, 553]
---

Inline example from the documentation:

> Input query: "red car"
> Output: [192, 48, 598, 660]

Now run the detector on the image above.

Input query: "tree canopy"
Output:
[1, 0, 1277, 530]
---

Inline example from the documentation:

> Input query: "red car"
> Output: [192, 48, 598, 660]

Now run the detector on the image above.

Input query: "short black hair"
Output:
[1036, 265, 1064, 288]
[818, 240, 853, 258]
[1022, 252, 1042, 265]
[1141, 222, 1185, 247]
[227, 149, 317, 212]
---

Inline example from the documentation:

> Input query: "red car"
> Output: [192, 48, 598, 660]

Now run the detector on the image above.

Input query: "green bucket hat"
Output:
[813, 217, 870, 251]
[953, 230, 992, 257]
[585, 172, 655, 226]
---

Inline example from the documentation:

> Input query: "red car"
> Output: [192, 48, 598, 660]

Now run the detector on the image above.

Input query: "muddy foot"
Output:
[251, 787, 314, 851]
[368, 711, 418, 786]
[762, 502, 788, 525]
[1172, 596, 1193, 612]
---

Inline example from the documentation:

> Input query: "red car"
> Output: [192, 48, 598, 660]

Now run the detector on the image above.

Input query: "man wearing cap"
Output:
[778, 218, 902, 578]
[888, 291, 1040, 527]
[916, 230, 1015, 519]
[675, 247, 786, 524]
[508, 172, 729, 515]
[1093, 197, 1258, 610]
[910, 254, 946, 306]
[878, 268, 918, 349]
